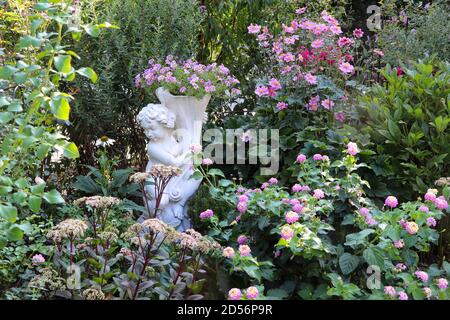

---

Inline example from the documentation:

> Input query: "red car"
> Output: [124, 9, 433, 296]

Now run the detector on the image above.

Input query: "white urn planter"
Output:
[136, 87, 210, 231]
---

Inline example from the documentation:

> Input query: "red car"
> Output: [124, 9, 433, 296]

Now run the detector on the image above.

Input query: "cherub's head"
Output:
[136, 103, 176, 141]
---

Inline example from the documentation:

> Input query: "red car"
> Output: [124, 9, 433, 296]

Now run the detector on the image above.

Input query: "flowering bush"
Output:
[135, 56, 240, 98]
[192, 142, 449, 300]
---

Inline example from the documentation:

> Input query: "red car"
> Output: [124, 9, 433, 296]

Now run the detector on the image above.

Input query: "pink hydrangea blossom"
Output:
[426, 217, 437, 227]
[223, 247, 235, 258]
[292, 204, 303, 213]
[292, 184, 302, 192]
[346, 142, 359, 156]
[296, 154, 307, 164]
[237, 201, 247, 214]
[405, 221, 419, 235]
[313, 189, 325, 199]
[285, 211, 299, 224]
[384, 196, 398, 208]
[281, 226, 294, 240]
[394, 239, 404, 249]
[437, 278, 448, 290]
[239, 245, 251, 256]
[32, 254, 45, 266]
[384, 286, 396, 298]
[199, 209, 214, 219]
[398, 291, 408, 300]
[415, 271, 429, 282]
[312, 154, 323, 161]
[419, 205, 429, 213]
[228, 288, 242, 300]
[434, 196, 448, 210]
[246, 286, 259, 299]
[268, 177, 278, 185]
[237, 235, 248, 245]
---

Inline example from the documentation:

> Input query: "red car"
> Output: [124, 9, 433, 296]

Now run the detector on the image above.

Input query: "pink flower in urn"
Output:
[228, 288, 242, 300]
[239, 245, 251, 257]
[32, 254, 45, 266]
[384, 196, 398, 208]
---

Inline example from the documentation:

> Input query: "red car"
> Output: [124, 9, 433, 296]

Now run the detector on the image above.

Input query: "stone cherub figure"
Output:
[136, 103, 197, 231]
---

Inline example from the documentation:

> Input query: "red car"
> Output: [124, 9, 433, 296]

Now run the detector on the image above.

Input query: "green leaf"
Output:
[54, 55, 72, 74]
[7, 226, 23, 241]
[63, 142, 79, 159]
[76, 67, 98, 83]
[0, 204, 18, 222]
[0, 66, 17, 79]
[339, 253, 359, 275]
[363, 246, 385, 268]
[83, 25, 101, 37]
[50, 96, 70, 120]
[28, 195, 42, 213]
[43, 189, 65, 204]
[344, 229, 375, 247]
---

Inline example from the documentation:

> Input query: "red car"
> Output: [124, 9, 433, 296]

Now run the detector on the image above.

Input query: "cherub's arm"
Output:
[147, 143, 182, 167]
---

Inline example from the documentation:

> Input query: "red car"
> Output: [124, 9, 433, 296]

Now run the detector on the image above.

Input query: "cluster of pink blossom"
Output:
[199, 209, 214, 220]
[31, 254, 45, 266]
[248, 9, 362, 113]
[424, 189, 448, 210]
[284, 198, 305, 213]
[228, 286, 260, 300]
[358, 207, 377, 226]
[135, 56, 240, 97]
